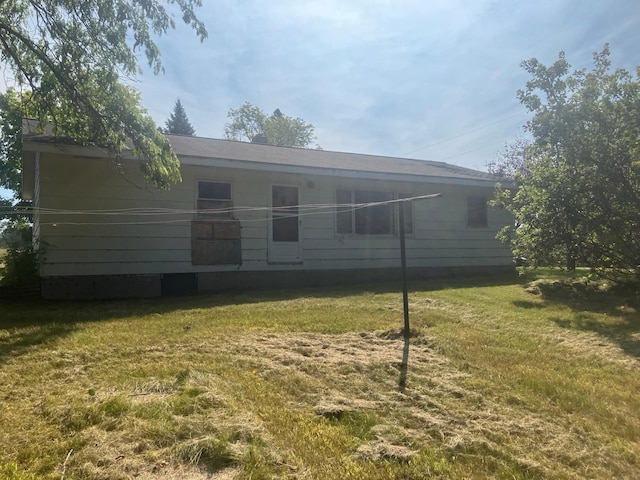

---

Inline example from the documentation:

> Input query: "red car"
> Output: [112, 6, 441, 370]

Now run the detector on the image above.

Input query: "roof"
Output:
[22, 119, 505, 188]
[166, 134, 502, 183]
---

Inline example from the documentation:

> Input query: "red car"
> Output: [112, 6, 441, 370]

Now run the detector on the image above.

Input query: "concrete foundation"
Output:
[40, 265, 516, 300]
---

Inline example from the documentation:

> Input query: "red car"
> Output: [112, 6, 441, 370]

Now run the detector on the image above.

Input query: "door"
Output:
[269, 185, 301, 262]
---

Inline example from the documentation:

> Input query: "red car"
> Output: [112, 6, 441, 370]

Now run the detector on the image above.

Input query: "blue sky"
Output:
[2, 0, 640, 200]
[136, 0, 639, 170]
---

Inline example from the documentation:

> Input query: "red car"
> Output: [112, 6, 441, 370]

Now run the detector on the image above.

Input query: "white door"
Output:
[269, 185, 301, 262]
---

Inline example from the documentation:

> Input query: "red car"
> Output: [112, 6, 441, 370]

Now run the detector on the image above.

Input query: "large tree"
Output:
[224, 102, 317, 148]
[494, 45, 640, 279]
[164, 98, 196, 135]
[0, 89, 36, 200]
[0, 1, 207, 190]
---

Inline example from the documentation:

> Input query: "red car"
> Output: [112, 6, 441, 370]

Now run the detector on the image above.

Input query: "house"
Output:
[21, 123, 514, 299]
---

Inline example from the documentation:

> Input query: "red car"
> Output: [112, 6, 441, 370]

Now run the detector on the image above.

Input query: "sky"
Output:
[2, 0, 640, 200]
[136, 0, 639, 169]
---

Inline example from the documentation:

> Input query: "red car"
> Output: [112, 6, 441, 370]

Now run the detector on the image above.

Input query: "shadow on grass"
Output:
[524, 278, 640, 359]
[0, 272, 520, 364]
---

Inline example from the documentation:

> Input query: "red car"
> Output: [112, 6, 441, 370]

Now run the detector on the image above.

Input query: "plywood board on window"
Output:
[191, 238, 241, 265]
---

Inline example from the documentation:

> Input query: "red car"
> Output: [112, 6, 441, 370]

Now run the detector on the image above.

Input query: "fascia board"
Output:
[180, 155, 509, 188]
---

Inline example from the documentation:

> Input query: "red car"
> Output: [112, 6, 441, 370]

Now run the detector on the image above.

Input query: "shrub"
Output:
[0, 221, 39, 287]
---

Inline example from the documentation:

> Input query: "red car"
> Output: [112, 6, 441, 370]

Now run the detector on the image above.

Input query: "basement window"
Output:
[467, 196, 488, 228]
[197, 181, 232, 218]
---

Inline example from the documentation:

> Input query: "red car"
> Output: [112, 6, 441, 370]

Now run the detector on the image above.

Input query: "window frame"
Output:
[336, 189, 414, 236]
[196, 180, 233, 219]
[466, 195, 488, 228]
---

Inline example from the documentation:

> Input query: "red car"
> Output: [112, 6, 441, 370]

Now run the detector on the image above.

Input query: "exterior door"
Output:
[269, 185, 301, 262]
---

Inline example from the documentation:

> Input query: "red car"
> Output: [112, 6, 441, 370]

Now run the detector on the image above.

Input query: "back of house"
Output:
[21, 124, 514, 299]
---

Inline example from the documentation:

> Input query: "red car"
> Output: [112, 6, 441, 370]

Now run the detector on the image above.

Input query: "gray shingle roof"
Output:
[22, 118, 503, 183]
[166, 134, 502, 183]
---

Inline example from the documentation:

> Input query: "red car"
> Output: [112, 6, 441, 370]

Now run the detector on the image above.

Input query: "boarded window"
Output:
[467, 196, 488, 227]
[191, 220, 241, 265]
[192, 181, 241, 265]
[198, 181, 232, 218]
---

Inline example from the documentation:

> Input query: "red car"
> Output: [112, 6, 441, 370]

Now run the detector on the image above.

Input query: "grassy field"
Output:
[0, 271, 639, 479]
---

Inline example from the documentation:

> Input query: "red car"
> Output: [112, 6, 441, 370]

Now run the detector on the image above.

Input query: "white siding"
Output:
[37, 152, 513, 277]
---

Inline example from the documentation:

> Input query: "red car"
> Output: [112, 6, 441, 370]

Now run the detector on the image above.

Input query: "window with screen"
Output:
[336, 190, 413, 235]
[197, 181, 232, 218]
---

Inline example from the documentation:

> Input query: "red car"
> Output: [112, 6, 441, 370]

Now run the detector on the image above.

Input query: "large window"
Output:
[197, 181, 232, 218]
[337, 189, 413, 235]
[467, 195, 488, 227]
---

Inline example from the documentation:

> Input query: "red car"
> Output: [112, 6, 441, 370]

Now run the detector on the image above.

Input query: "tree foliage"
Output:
[0, 89, 39, 199]
[495, 45, 640, 279]
[164, 98, 196, 135]
[487, 137, 534, 179]
[0, 0, 207, 190]
[224, 102, 317, 148]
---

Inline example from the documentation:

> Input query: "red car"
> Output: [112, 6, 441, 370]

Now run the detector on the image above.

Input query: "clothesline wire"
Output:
[1, 193, 442, 226]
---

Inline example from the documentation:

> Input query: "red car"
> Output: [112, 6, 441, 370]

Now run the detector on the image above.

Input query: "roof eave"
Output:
[179, 154, 506, 187]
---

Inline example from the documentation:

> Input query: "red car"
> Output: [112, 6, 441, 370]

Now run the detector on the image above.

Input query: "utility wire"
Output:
[401, 111, 525, 157]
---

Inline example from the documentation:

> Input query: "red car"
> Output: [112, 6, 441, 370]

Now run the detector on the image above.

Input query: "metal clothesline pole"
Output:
[398, 193, 441, 338]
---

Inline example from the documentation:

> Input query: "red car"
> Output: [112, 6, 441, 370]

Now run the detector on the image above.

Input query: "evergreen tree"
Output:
[164, 99, 196, 136]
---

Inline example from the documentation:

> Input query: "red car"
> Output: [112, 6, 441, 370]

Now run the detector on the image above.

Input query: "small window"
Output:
[197, 181, 232, 218]
[467, 196, 488, 227]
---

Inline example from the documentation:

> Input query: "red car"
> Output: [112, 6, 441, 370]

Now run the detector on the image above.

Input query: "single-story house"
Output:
[21, 121, 514, 299]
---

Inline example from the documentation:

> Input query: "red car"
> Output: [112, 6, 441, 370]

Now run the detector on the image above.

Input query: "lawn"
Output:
[0, 271, 639, 479]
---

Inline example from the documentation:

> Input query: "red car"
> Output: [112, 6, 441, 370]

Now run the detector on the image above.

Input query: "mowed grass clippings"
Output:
[0, 273, 639, 479]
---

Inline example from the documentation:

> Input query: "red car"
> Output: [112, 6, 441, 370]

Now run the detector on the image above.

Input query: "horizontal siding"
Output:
[37, 153, 513, 277]
[43, 249, 191, 263]
[41, 223, 190, 238]
[44, 236, 190, 250]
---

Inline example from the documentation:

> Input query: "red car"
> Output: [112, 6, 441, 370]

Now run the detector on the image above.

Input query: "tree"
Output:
[0, 1, 207, 190]
[0, 89, 37, 200]
[224, 102, 317, 148]
[487, 137, 534, 179]
[164, 98, 196, 135]
[495, 45, 640, 279]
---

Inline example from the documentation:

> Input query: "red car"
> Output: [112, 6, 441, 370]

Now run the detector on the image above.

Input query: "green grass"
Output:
[1, 271, 639, 479]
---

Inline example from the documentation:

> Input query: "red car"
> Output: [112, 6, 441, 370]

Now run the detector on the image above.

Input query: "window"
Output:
[467, 196, 488, 227]
[398, 193, 414, 234]
[192, 181, 240, 265]
[336, 190, 413, 235]
[197, 181, 232, 218]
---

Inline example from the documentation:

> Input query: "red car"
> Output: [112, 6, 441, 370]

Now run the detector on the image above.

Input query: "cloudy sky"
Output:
[134, 0, 639, 172]
[2, 0, 639, 201]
